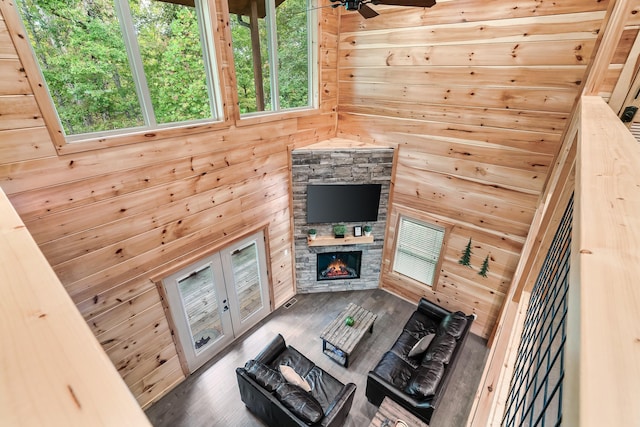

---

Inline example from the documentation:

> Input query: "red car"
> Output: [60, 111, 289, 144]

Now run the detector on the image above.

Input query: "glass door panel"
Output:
[163, 255, 233, 373]
[231, 242, 263, 322]
[176, 265, 222, 354]
[222, 231, 270, 337]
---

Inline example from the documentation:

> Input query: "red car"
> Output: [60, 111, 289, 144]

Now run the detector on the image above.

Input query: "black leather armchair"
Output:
[236, 334, 356, 427]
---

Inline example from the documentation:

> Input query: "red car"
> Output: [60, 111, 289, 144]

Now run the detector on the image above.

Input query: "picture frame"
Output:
[353, 226, 362, 237]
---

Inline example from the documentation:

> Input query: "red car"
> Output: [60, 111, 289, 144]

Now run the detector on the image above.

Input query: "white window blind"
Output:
[393, 217, 445, 287]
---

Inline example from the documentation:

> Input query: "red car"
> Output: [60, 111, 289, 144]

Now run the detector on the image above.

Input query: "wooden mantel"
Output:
[0, 189, 150, 426]
[307, 234, 374, 246]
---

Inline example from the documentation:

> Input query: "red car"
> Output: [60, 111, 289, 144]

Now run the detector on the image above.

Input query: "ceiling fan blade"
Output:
[358, 3, 379, 18]
[372, 0, 435, 7]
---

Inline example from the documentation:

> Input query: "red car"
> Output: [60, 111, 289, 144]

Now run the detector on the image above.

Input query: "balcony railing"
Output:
[468, 96, 640, 426]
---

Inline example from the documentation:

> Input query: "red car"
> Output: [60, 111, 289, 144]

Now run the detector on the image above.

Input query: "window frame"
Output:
[389, 211, 452, 291]
[10, 0, 228, 155]
[233, 0, 319, 119]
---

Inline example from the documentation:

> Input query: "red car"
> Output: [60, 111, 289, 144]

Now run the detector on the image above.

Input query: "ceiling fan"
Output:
[329, 0, 436, 19]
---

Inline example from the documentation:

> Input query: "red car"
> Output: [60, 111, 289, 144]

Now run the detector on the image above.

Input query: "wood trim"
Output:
[213, 0, 240, 123]
[583, 0, 635, 96]
[482, 291, 530, 426]
[261, 224, 276, 312]
[234, 107, 320, 127]
[154, 280, 191, 376]
[286, 143, 298, 295]
[521, 159, 576, 295]
[608, 30, 640, 113]
[307, 234, 374, 246]
[0, 0, 65, 151]
[56, 121, 231, 155]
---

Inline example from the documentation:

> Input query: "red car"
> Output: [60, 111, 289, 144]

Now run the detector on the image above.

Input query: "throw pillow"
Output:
[279, 365, 312, 392]
[408, 333, 434, 358]
[275, 383, 324, 424]
[244, 359, 284, 392]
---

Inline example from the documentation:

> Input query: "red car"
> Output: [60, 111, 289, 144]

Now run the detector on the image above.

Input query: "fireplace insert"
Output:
[317, 251, 362, 281]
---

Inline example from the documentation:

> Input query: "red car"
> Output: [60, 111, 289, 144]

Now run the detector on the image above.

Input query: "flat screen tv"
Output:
[307, 184, 381, 223]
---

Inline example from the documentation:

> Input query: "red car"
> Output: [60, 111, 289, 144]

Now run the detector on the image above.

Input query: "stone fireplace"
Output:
[291, 141, 394, 293]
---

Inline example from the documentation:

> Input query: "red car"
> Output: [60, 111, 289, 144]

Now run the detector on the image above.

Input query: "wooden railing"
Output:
[468, 96, 640, 426]
[0, 189, 151, 426]
[565, 95, 640, 426]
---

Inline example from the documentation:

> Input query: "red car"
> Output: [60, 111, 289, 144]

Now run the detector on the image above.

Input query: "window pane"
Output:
[130, 0, 214, 124]
[17, 0, 220, 141]
[230, 241, 264, 322]
[276, 0, 309, 109]
[17, 0, 143, 135]
[229, 0, 311, 115]
[229, 0, 272, 113]
[393, 217, 444, 287]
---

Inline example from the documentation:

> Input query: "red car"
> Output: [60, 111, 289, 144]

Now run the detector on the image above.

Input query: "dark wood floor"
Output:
[145, 289, 488, 427]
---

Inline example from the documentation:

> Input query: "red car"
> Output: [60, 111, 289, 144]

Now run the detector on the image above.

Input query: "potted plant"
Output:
[363, 225, 372, 236]
[333, 224, 346, 238]
[308, 229, 317, 240]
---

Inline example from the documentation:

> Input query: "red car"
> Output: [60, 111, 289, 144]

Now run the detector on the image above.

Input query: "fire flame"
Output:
[325, 259, 349, 277]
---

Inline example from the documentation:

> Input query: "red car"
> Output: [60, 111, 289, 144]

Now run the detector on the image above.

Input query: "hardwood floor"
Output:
[145, 289, 488, 427]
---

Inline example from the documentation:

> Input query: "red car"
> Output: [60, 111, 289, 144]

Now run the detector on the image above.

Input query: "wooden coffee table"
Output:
[320, 303, 377, 367]
[369, 397, 429, 427]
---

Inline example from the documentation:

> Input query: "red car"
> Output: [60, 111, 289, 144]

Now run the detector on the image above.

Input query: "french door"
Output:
[162, 231, 270, 373]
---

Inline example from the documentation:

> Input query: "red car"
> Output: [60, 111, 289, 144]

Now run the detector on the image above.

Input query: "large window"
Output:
[228, 0, 315, 115]
[393, 216, 445, 287]
[17, 0, 222, 142]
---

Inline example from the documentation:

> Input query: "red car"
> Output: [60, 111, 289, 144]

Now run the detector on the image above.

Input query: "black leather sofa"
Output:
[236, 334, 357, 427]
[366, 298, 475, 424]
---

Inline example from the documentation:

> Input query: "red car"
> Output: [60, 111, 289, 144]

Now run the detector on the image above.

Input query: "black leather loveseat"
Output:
[236, 334, 357, 427]
[366, 298, 474, 423]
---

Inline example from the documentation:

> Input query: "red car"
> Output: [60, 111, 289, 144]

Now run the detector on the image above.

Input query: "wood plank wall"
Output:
[0, 0, 339, 408]
[335, 0, 638, 338]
